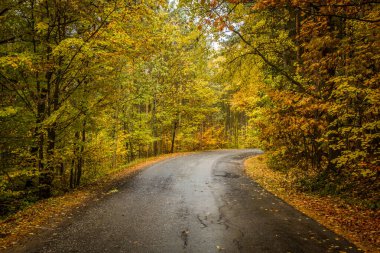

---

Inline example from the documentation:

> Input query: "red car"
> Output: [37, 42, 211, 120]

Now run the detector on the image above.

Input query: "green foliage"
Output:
[0, 0, 230, 217]
[195, 0, 379, 206]
[2, 0, 378, 218]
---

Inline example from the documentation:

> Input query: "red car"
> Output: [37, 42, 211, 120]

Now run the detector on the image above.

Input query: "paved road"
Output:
[12, 150, 359, 253]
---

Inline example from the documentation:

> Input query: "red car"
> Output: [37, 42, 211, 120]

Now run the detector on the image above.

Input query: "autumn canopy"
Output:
[0, 0, 378, 216]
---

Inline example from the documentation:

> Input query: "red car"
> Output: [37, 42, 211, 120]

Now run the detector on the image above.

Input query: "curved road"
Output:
[12, 150, 359, 253]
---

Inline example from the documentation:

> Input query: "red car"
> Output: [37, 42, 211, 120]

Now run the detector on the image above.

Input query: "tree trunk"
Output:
[170, 120, 178, 153]
[152, 95, 158, 156]
[70, 159, 75, 189]
[76, 120, 86, 187]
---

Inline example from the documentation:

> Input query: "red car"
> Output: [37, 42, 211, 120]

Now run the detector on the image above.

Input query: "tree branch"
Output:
[232, 29, 306, 93]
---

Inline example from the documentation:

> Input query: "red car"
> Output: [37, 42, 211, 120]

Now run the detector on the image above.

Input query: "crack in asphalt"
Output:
[214, 171, 240, 178]
[180, 229, 189, 249]
[216, 204, 230, 230]
[196, 214, 208, 228]
[216, 195, 247, 252]
[233, 238, 243, 252]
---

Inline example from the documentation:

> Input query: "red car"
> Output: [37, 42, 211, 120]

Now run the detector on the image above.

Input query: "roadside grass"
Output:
[0, 152, 192, 250]
[245, 155, 379, 253]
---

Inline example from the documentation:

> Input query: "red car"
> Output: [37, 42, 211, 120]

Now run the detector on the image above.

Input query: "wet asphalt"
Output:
[10, 149, 360, 253]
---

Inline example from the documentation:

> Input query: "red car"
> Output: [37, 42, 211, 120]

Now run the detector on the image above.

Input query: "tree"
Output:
[188, 0, 379, 204]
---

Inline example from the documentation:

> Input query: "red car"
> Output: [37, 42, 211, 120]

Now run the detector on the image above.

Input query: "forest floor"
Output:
[0, 152, 192, 251]
[245, 155, 380, 253]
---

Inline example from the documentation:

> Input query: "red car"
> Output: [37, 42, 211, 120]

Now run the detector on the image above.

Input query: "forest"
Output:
[0, 0, 379, 217]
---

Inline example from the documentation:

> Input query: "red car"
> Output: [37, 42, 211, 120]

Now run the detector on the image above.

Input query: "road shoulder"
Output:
[244, 155, 379, 253]
[0, 152, 191, 251]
